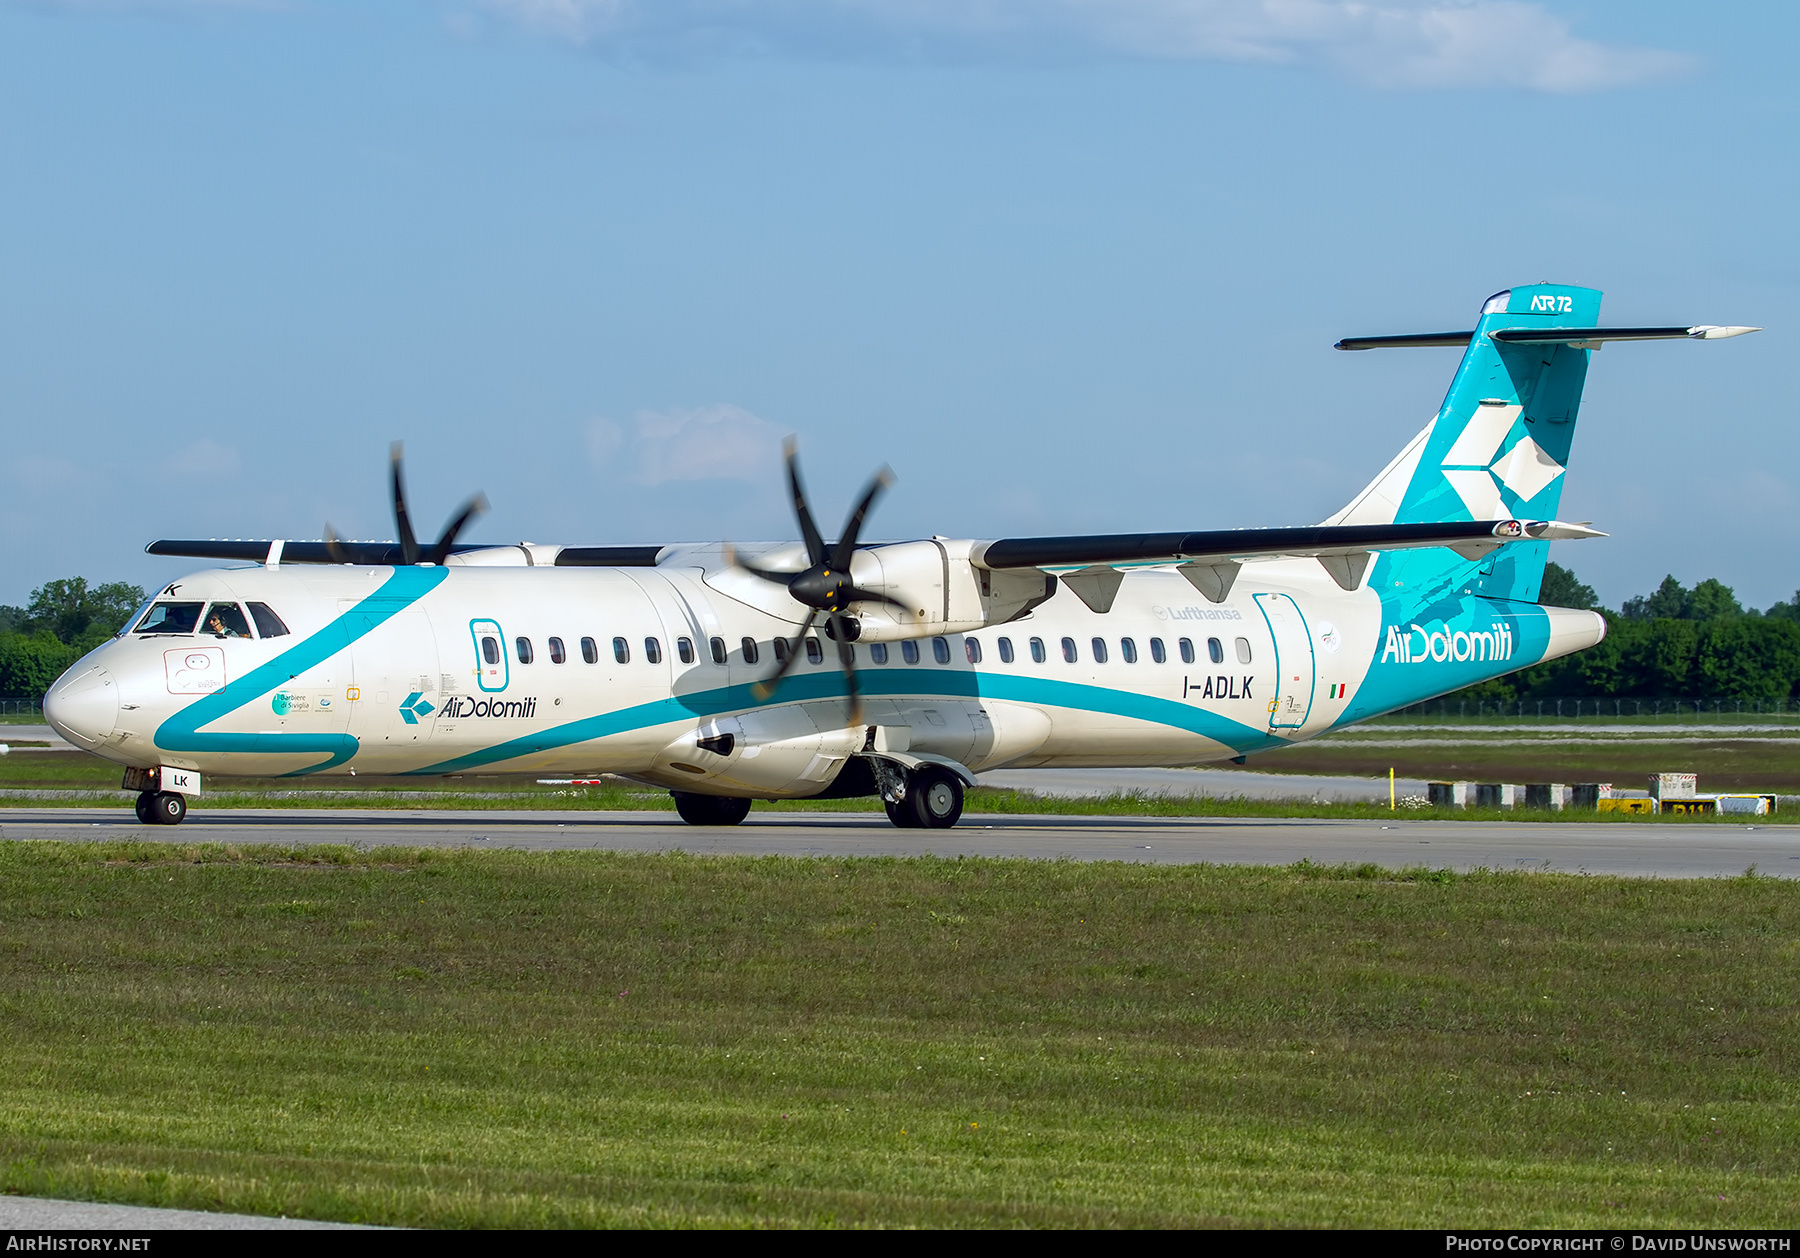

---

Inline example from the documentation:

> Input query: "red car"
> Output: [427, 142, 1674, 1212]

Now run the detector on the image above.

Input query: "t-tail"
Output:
[1326, 283, 1758, 713]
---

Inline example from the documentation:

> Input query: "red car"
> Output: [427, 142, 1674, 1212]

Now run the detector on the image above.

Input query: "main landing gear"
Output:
[671, 792, 753, 826]
[882, 764, 964, 830]
[668, 762, 966, 829]
[134, 791, 188, 826]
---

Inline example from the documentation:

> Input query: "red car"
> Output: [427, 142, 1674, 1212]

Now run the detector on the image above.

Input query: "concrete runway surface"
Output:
[4, 806, 1796, 878]
[0, 1195, 371, 1230]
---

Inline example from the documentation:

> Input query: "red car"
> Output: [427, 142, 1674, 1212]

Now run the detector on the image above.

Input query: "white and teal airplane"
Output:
[44, 284, 1757, 827]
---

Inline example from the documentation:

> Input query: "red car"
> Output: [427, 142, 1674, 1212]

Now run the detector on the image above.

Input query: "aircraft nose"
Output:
[44, 664, 119, 749]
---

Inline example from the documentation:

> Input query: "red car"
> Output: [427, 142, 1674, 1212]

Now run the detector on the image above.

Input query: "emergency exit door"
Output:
[1254, 593, 1315, 730]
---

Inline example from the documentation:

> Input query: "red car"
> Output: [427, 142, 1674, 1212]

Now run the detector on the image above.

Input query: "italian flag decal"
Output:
[1328, 683, 1347, 699]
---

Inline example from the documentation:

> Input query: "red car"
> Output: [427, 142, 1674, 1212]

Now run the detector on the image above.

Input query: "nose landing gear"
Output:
[134, 792, 188, 826]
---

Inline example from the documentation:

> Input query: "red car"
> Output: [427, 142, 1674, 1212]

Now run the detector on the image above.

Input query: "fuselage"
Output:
[45, 550, 1605, 797]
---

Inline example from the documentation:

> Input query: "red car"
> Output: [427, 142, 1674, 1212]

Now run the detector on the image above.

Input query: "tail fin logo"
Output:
[1529, 294, 1574, 314]
[1439, 402, 1565, 520]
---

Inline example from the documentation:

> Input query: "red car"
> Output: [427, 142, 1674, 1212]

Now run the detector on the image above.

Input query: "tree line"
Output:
[3, 567, 1797, 703]
[0, 579, 145, 700]
[1458, 564, 1800, 703]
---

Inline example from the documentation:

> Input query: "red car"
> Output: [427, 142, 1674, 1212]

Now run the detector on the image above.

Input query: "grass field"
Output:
[1, 841, 1797, 1227]
[1253, 725, 1800, 793]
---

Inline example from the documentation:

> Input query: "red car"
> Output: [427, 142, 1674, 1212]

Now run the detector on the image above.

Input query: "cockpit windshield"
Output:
[203, 603, 254, 638]
[133, 602, 205, 635]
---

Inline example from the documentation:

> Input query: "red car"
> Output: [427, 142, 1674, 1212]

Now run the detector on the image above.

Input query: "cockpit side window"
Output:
[203, 603, 253, 638]
[133, 602, 204, 635]
[247, 603, 290, 638]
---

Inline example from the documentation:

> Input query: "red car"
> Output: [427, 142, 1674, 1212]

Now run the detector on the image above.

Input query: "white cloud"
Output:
[588, 403, 786, 484]
[480, 0, 1688, 93]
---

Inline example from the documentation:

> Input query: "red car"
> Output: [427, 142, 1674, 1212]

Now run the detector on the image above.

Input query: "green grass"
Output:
[1, 842, 1797, 1227]
[1253, 735, 1800, 792]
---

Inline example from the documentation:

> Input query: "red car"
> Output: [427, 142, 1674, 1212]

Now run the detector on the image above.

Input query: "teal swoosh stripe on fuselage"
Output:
[155, 566, 449, 775]
[404, 666, 1273, 777]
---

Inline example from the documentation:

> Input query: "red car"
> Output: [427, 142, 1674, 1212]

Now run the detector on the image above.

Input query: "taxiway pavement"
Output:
[3, 807, 1795, 879]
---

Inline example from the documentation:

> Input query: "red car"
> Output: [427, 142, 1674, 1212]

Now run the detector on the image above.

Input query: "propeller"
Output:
[734, 437, 906, 726]
[323, 442, 488, 565]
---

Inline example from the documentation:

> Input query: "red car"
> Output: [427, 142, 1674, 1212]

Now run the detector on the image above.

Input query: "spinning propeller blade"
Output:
[731, 439, 899, 723]
[316, 443, 488, 566]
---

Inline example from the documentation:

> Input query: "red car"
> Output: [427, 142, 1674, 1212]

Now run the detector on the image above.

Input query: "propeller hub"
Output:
[788, 565, 856, 613]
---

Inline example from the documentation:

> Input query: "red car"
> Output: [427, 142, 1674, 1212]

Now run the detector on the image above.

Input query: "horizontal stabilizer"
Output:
[1338, 325, 1760, 350]
[1335, 331, 1473, 351]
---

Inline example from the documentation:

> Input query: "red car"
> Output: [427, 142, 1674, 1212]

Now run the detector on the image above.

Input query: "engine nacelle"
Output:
[846, 540, 1055, 641]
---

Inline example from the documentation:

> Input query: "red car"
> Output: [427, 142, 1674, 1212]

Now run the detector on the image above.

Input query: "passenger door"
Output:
[1254, 593, 1315, 730]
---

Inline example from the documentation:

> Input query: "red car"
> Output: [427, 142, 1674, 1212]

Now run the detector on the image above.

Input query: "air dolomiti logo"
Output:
[438, 695, 539, 719]
[1380, 620, 1514, 665]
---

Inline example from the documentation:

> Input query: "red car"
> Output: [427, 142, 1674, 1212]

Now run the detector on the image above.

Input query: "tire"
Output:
[150, 792, 187, 826]
[134, 793, 155, 824]
[905, 766, 964, 829]
[884, 797, 919, 829]
[671, 791, 752, 826]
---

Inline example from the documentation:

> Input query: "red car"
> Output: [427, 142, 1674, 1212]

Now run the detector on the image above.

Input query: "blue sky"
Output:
[1, 0, 1794, 610]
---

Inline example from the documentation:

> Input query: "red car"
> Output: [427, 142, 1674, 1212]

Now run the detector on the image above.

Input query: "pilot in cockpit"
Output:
[206, 604, 253, 638]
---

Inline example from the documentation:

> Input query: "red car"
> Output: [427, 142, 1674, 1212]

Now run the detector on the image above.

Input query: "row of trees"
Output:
[1459, 565, 1800, 702]
[0, 579, 145, 700]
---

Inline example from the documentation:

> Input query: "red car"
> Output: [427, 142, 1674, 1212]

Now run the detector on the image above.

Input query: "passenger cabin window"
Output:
[805, 637, 824, 665]
[1179, 637, 1195, 665]
[644, 637, 663, 665]
[870, 642, 888, 664]
[901, 640, 920, 665]
[247, 602, 290, 638]
[773, 638, 789, 663]
[134, 602, 204, 635]
[933, 637, 951, 665]
[710, 637, 728, 665]
[581, 637, 598, 664]
[612, 636, 630, 664]
[1207, 637, 1224, 664]
[965, 638, 982, 664]
[1235, 637, 1253, 664]
[998, 637, 1014, 664]
[482, 636, 501, 666]
[1029, 637, 1046, 664]
[1090, 637, 1108, 664]
[203, 603, 252, 638]
[677, 637, 695, 665]
[741, 637, 760, 664]
[516, 637, 534, 664]
[1120, 637, 1138, 664]
[1150, 637, 1166, 663]
[1061, 637, 1078, 664]
[548, 637, 567, 664]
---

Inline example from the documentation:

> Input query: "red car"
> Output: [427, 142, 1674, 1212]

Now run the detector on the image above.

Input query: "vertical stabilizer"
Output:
[1332, 284, 1601, 602]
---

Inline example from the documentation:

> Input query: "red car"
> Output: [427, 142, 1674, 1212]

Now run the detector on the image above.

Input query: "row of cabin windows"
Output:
[977, 635, 1252, 666]
[495, 632, 1252, 668]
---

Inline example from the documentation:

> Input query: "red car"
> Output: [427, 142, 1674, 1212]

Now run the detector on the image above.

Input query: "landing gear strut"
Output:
[134, 791, 187, 826]
[671, 791, 753, 826]
[883, 764, 963, 830]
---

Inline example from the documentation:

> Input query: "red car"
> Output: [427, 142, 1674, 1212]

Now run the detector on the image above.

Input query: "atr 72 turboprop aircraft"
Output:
[44, 284, 1757, 827]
